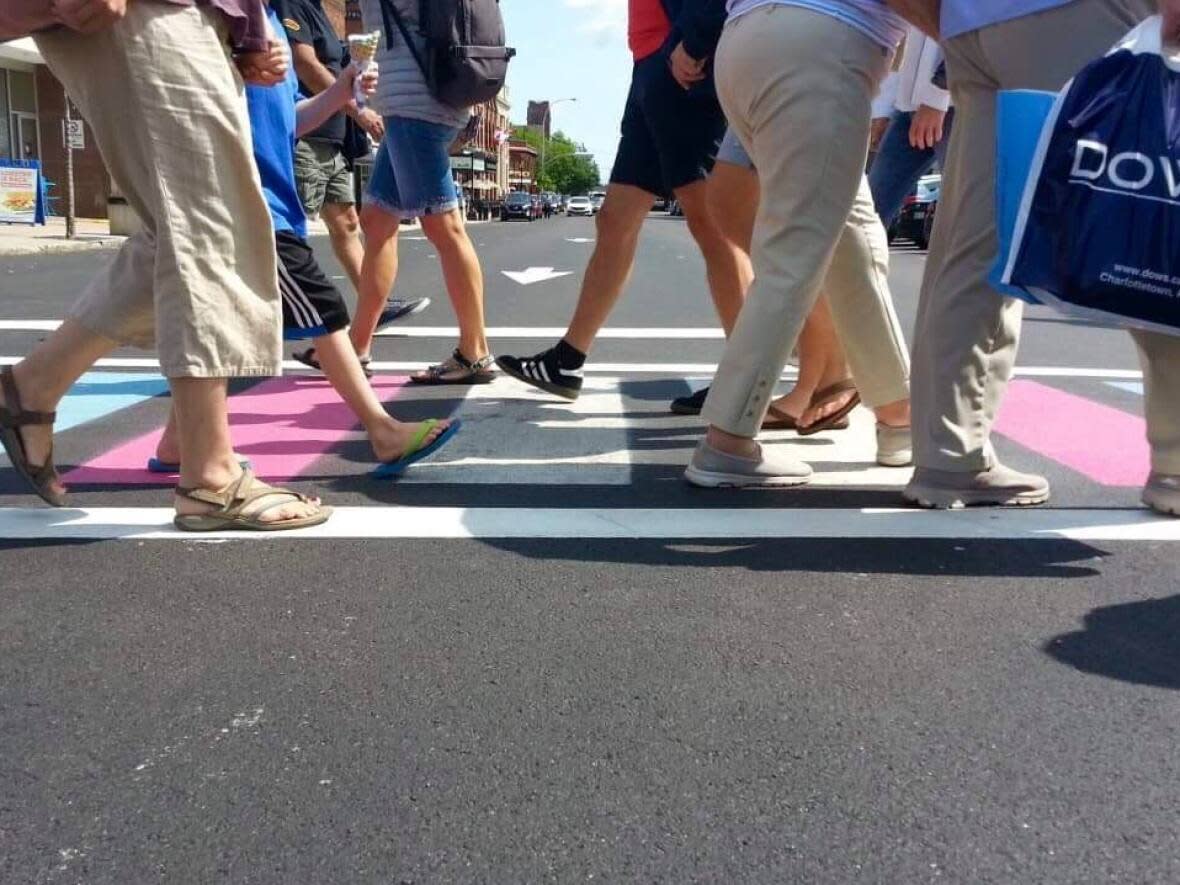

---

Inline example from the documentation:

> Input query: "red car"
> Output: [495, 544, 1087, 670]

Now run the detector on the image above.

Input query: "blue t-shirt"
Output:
[246, 8, 306, 238]
[942, 0, 1072, 39]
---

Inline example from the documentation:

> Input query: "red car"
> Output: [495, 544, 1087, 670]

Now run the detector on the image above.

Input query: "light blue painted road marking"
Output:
[1107, 381, 1144, 396]
[55, 372, 169, 433]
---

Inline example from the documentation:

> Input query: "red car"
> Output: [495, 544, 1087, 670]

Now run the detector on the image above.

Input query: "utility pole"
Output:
[63, 86, 76, 239]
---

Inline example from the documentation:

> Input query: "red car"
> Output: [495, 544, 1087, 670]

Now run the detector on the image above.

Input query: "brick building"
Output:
[1, 39, 111, 219]
[508, 139, 538, 193]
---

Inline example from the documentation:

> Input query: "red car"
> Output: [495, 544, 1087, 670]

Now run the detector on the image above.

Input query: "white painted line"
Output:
[375, 326, 727, 339]
[0, 506, 1175, 541]
[501, 267, 573, 285]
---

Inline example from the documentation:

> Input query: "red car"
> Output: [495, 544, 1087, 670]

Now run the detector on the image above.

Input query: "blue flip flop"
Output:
[372, 419, 462, 479]
[147, 456, 252, 475]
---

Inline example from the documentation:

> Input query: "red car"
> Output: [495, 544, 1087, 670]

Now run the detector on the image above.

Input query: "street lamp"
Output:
[539, 97, 576, 191]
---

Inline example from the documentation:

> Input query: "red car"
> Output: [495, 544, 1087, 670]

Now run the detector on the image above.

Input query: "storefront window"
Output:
[8, 69, 35, 113]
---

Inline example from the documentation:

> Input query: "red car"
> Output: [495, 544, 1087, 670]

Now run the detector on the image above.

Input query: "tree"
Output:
[512, 126, 600, 194]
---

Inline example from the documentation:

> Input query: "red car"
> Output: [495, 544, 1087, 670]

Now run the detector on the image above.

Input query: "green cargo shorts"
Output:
[293, 140, 355, 214]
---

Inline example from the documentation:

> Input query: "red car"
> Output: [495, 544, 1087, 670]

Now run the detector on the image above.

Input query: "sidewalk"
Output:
[0, 217, 124, 256]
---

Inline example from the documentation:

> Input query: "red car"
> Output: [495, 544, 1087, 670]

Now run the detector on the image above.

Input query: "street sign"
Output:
[63, 119, 85, 151]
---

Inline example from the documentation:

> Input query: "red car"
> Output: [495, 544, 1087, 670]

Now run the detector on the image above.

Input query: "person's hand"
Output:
[355, 107, 385, 140]
[1162, 0, 1180, 44]
[909, 104, 946, 150]
[870, 116, 890, 151]
[51, 0, 127, 33]
[668, 41, 706, 90]
[236, 40, 289, 87]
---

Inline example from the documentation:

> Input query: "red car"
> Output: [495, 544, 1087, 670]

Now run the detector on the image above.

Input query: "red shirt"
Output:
[628, 0, 671, 61]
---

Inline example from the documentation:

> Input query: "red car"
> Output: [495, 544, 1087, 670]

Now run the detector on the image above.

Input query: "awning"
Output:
[0, 39, 43, 65]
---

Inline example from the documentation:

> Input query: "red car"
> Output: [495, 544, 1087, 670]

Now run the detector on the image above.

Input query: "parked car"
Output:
[501, 191, 535, 222]
[888, 174, 940, 250]
[566, 195, 594, 216]
[652, 196, 668, 212]
[589, 191, 606, 213]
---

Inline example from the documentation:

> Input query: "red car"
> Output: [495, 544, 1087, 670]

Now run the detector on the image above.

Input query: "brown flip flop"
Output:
[761, 404, 799, 431]
[174, 468, 332, 532]
[797, 379, 860, 437]
[0, 366, 65, 507]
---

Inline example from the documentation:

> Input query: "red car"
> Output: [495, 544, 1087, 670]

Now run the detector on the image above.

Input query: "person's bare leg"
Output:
[0, 319, 117, 498]
[564, 183, 655, 353]
[169, 379, 320, 522]
[312, 330, 448, 461]
[322, 202, 365, 294]
[418, 208, 489, 363]
[350, 203, 401, 360]
[705, 160, 839, 420]
[678, 178, 748, 337]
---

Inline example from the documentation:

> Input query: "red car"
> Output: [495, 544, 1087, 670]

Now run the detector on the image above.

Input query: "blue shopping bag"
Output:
[990, 90, 1057, 302]
[996, 17, 1180, 335]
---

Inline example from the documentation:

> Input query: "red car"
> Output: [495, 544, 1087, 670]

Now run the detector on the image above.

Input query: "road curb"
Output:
[0, 238, 124, 257]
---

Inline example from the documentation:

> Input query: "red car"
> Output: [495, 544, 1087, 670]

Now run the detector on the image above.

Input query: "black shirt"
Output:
[272, 0, 347, 146]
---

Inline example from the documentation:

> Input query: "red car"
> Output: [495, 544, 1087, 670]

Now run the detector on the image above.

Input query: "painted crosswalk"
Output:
[0, 363, 1169, 541]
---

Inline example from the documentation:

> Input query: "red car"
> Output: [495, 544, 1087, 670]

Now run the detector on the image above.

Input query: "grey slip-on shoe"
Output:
[904, 463, 1050, 509]
[684, 440, 812, 489]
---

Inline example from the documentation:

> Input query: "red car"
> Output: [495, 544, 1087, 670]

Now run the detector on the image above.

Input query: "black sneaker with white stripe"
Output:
[496, 348, 584, 400]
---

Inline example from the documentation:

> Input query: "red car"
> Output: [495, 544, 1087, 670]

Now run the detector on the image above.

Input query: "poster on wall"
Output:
[0, 162, 42, 225]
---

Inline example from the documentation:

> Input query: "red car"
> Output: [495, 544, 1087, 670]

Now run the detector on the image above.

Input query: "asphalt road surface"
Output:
[1, 215, 1178, 883]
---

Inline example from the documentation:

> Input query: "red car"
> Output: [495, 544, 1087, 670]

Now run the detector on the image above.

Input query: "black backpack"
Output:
[379, 0, 516, 111]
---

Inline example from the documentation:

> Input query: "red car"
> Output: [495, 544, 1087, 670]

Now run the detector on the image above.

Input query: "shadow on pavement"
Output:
[1044, 594, 1180, 690]
[479, 537, 1106, 579]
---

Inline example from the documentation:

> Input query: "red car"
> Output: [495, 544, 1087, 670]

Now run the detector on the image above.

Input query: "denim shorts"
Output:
[716, 127, 753, 170]
[366, 116, 462, 219]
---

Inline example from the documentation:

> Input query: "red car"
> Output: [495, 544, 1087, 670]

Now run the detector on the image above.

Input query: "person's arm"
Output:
[1163, 0, 1180, 43]
[673, 0, 727, 62]
[885, 0, 940, 38]
[295, 64, 377, 139]
[1, 0, 59, 39]
[279, 16, 386, 139]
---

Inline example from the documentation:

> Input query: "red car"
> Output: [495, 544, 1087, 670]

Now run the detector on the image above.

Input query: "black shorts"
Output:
[275, 230, 350, 340]
[609, 53, 727, 197]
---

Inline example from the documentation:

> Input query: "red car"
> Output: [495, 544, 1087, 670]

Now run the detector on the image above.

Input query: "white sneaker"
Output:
[685, 440, 812, 489]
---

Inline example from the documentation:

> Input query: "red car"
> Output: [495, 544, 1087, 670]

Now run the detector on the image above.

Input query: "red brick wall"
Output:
[35, 66, 110, 219]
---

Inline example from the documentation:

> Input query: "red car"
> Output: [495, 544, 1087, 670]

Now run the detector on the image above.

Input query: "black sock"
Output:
[554, 339, 586, 370]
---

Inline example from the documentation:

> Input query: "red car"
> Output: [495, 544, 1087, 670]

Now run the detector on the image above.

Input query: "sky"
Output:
[500, 0, 633, 180]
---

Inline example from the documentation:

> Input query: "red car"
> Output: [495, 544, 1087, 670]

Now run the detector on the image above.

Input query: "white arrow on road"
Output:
[565, 237, 595, 244]
[502, 266, 574, 285]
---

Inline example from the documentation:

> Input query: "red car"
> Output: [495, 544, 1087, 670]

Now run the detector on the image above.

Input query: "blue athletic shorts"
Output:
[609, 52, 727, 197]
[366, 115, 462, 220]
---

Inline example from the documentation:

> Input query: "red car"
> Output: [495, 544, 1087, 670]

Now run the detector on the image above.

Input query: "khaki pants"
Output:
[912, 0, 1180, 475]
[702, 6, 911, 437]
[35, 2, 282, 378]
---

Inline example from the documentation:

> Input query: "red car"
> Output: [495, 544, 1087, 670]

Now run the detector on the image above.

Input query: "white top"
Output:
[892, 24, 950, 113]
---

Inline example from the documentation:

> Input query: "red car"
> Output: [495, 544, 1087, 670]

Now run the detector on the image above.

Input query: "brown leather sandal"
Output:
[174, 468, 332, 532]
[761, 404, 799, 431]
[0, 366, 65, 507]
[796, 379, 860, 437]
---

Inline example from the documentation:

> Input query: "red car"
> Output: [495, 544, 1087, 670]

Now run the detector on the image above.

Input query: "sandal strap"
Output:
[809, 378, 857, 406]
[0, 367, 56, 427]
[449, 349, 495, 372]
[177, 468, 312, 520]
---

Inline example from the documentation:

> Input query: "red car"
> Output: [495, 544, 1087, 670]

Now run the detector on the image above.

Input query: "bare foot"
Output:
[173, 470, 324, 525]
[0, 367, 66, 499]
[369, 418, 450, 463]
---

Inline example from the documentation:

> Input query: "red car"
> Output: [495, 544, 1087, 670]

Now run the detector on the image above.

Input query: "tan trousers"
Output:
[702, 6, 911, 438]
[35, 2, 282, 378]
[912, 0, 1180, 475]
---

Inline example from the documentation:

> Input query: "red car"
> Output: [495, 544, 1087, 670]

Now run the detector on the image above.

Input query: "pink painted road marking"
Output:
[64, 375, 409, 486]
[994, 380, 1149, 487]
